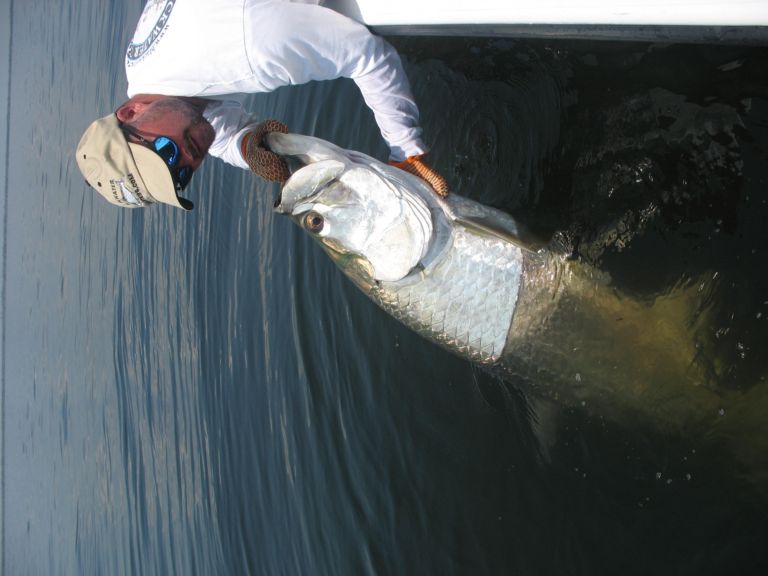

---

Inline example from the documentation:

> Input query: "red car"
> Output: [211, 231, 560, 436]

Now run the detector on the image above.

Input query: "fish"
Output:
[266, 132, 768, 483]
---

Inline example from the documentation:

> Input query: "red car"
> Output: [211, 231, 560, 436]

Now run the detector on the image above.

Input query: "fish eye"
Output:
[303, 211, 324, 234]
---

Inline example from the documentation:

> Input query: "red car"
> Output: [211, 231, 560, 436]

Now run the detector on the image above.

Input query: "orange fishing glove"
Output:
[389, 154, 449, 197]
[241, 119, 290, 183]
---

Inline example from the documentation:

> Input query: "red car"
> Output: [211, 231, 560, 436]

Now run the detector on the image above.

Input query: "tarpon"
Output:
[266, 132, 768, 482]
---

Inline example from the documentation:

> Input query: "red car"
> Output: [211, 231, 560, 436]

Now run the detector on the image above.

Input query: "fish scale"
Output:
[370, 226, 523, 365]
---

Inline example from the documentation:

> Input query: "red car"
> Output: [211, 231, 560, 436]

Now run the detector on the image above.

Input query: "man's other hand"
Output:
[389, 155, 449, 197]
[241, 119, 290, 182]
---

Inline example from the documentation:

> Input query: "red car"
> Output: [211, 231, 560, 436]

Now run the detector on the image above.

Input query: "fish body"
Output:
[269, 133, 529, 366]
[267, 133, 768, 482]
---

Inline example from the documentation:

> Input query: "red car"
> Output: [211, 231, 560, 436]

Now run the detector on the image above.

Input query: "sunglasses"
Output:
[121, 124, 193, 191]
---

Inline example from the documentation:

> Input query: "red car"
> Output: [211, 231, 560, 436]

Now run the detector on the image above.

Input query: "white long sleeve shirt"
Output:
[125, 0, 426, 165]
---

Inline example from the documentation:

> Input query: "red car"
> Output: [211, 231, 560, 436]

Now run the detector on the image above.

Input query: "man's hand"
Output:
[241, 119, 290, 182]
[389, 155, 449, 197]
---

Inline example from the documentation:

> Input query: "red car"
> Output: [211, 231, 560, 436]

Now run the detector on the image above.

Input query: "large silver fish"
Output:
[267, 132, 768, 479]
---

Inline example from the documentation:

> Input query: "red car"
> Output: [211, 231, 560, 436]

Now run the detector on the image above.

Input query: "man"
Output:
[76, 0, 447, 211]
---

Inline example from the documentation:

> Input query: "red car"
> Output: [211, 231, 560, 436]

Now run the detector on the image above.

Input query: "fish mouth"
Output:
[265, 133, 353, 169]
[265, 132, 437, 283]
[266, 133, 352, 212]
[271, 156, 307, 209]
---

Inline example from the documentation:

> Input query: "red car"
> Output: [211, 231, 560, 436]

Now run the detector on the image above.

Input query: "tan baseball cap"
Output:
[75, 113, 192, 210]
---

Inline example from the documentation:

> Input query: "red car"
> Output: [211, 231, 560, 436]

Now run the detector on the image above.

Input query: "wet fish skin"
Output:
[268, 132, 527, 365]
[267, 133, 768, 486]
[369, 220, 523, 365]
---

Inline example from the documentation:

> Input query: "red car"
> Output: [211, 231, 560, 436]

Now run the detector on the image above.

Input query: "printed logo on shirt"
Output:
[126, 0, 176, 65]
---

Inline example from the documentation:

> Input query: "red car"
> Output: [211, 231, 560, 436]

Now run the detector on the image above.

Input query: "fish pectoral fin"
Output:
[528, 396, 562, 465]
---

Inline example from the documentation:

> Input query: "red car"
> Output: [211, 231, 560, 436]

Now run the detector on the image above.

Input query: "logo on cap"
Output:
[111, 174, 151, 207]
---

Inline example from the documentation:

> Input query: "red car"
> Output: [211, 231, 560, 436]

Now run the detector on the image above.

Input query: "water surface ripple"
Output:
[3, 3, 768, 575]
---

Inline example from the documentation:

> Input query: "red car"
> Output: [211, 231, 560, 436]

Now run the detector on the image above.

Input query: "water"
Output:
[2, 1, 768, 574]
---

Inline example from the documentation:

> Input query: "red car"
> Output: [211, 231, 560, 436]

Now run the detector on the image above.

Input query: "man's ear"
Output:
[115, 94, 162, 123]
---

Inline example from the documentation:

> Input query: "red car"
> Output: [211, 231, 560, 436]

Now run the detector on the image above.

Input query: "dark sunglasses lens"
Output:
[153, 136, 180, 167]
[176, 166, 192, 190]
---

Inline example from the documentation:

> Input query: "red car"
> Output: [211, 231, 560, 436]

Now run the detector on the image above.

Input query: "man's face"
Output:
[117, 96, 216, 174]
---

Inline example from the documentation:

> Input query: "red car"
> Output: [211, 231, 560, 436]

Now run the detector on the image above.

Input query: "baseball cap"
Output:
[75, 113, 193, 210]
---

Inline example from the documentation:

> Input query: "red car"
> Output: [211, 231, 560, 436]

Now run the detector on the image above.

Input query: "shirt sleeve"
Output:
[203, 99, 258, 170]
[247, 2, 427, 161]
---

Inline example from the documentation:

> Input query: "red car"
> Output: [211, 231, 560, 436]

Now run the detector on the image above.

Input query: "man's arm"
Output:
[205, 4, 448, 194]
[245, 3, 448, 194]
[203, 101, 291, 182]
[203, 100, 259, 169]
[247, 2, 426, 161]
